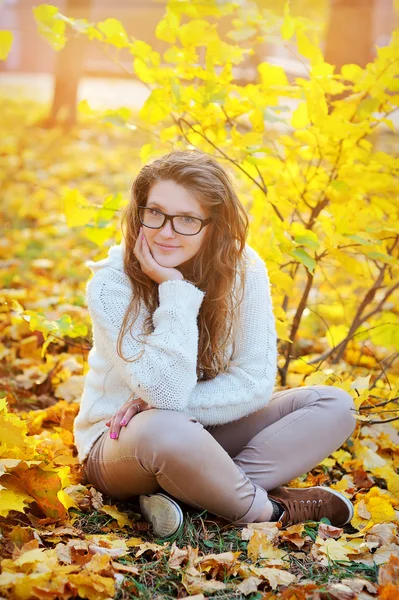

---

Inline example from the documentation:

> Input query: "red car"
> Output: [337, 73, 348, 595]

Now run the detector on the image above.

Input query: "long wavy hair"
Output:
[117, 149, 249, 387]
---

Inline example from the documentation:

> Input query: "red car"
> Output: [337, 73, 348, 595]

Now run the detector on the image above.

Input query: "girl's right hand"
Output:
[134, 227, 184, 284]
[106, 397, 154, 440]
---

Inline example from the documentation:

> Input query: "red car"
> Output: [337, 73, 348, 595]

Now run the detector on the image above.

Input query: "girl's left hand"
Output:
[134, 227, 185, 285]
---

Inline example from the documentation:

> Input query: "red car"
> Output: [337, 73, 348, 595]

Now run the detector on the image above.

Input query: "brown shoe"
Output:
[268, 486, 354, 528]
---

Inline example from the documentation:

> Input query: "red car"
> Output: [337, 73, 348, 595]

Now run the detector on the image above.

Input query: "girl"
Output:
[74, 150, 356, 539]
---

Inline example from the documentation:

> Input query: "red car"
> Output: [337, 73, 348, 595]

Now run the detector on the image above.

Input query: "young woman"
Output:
[74, 150, 356, 539]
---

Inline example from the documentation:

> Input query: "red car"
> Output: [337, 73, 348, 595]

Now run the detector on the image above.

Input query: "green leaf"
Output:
[291, 248, 316, 274]
[294, 230, 320, 250]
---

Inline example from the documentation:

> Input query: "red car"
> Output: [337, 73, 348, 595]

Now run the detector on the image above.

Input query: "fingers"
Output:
[108, 403, 142, 440]
[109, 413, 122, 440]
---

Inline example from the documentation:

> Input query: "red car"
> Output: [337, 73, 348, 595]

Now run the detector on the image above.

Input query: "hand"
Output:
[106, 398, 154, 440]
[134, 227, 185, 284]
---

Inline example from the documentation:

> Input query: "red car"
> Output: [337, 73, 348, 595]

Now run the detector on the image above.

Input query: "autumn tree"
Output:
[29, 0, 399, 420]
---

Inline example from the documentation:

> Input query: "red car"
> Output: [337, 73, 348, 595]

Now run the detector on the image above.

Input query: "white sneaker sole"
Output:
[139, 493, 184, 538]
[314, 486, 354, 525]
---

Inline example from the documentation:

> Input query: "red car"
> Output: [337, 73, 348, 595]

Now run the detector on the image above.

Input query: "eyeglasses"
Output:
[138, 205, 212, 236]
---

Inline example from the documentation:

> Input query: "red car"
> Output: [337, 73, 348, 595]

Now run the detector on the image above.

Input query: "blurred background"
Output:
[1, 0, 398, 115]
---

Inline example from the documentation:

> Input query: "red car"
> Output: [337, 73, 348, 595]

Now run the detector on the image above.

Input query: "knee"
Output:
[314, 386, 357, 438]
[128, 409, 202, 455]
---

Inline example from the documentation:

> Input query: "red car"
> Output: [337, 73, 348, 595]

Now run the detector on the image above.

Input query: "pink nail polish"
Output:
[110, 432, 117, 439]
[120, 420, 126, 426]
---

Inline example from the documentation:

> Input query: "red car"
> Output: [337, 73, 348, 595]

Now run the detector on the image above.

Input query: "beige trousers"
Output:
[83, 385, 356, 525]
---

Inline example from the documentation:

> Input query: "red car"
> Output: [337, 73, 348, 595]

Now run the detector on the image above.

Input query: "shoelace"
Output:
[283, 498, 324, 524]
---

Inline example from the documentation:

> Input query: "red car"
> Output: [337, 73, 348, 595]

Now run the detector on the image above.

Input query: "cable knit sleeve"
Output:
[185, 252, 278, 426]
[86, 272, 205, 411]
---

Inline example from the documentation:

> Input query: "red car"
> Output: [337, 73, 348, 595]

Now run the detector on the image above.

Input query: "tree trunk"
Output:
[324, 0, 376, 70]
[43, 0, 91, 128]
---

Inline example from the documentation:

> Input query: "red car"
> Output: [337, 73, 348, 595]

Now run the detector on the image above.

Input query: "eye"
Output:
[182, 216, 195, 223]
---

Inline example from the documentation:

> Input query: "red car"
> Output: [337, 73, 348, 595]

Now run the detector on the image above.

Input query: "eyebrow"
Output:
[147, 202, 203, 219]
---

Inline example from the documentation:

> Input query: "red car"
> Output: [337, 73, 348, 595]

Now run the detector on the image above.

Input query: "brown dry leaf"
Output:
[235, 575, 263, 595]
[8, 525, 37, 550]
[67, 570, 115, 600]
[340, 577, 378, 594]
[111, 560, 139, 575]
[13, 463, 67, 522]
[241, 521, 280, 542]
[379, 554, 399, 586]
[168, 541, 189, 569]
[247, 530, 287, 563]
[135, 541, 169, 558]
[247, 565, 297, 590]
[89, 486, 104, 510]
[196, 550, 241, 578]
[372, 543, 399, 566]
[318, 523, 344, 540]
[279, 523, 309, 548]
[377, 583, 399, 600]
[366, 523, 399, 547]
[357, 499, 372, 520]
[181, 569, 227, 595]
[324, 582, 356, 599]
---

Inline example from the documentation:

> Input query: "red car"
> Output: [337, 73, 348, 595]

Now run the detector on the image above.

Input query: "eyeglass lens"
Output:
[139, 208, 202, 235]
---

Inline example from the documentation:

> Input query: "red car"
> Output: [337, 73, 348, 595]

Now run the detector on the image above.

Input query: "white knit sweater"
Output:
[73, 241, 278, 462]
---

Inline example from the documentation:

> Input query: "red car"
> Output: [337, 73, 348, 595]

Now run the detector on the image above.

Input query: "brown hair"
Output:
[118, 149, 249, 387]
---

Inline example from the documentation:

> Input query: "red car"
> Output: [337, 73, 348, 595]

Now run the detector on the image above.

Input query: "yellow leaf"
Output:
[297, 31, 323, 64]
[155, 9, 180, 43]
[14, 548, 47, 566]
[139, 89, 171, 124]
[315, 536, 352, 561]
[330, 478, 352, 492]
[351, 488, 396, 530]
[341, 63, 364, 83]
[258, 62, 289, 87]
[281, 2, 295, 41]
[178, 20, 218, 47]
[291, 101, 309, 129]
[249, 108, 264, 133]
[64, 189, 97, 227]
[319, 457, 336, 468]
[97, 18, 129, 49]
[326, 325, 350, 349]
[247, 531, 286, 562]
[374, 466, 399, 498]
[32, 5, 66, 51]
[0, 31, 13, 60]
[100, 504, 133, 528]
[0, 489, 33, 518]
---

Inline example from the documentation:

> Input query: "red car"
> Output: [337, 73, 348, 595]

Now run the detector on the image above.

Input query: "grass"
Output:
[68, 502, 381, 600]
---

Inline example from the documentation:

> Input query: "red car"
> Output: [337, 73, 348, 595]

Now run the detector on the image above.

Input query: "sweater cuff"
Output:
[158, 279, 205, 311]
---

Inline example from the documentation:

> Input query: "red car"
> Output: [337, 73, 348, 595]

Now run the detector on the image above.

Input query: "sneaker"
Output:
[139, 492, 184, 539]
[268, 486, 354, 528]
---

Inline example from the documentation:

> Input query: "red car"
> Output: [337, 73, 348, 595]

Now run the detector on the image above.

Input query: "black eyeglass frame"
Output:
[138, 205, 213, 236]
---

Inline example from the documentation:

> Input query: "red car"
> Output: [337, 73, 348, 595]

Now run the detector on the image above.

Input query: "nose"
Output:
[160, 219, 176, 236]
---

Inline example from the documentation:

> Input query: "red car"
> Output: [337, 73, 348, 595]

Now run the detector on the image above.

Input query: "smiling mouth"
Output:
[156, 243, 180, 249]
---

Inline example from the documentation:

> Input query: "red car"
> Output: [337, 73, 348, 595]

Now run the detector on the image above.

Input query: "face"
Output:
[142, 179, 210, 268]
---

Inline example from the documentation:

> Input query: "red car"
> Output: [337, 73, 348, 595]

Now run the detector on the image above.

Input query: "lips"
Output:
[156, 243, 180, 249]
